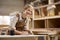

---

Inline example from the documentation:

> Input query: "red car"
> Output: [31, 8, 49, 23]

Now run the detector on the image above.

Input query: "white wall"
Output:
[0, 0, 24, 15]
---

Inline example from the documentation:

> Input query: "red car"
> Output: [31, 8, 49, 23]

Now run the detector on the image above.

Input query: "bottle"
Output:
[9, 28, 14, 35]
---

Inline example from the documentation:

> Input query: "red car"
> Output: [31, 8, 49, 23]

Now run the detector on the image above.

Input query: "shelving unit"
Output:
[29, 0, 60, 29]
[34, 20, 45, 28]
[28, 0, 60, 38]
[27, 0, 60, 40]
[47, 18, 60, 28]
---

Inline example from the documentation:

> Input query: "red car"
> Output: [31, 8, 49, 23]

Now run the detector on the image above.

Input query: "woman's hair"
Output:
[24, 4, 32, 10]
[22, 4, 32, 15]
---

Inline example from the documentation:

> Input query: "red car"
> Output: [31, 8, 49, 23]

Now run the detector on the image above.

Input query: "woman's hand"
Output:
[14, 30, 29, 35]
[20, 31, 29, 35]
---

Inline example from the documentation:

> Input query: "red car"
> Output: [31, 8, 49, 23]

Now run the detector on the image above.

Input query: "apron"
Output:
[15, 13, 26, 31]
[15, 13, 33, 35]
[9, 13, 26, 35]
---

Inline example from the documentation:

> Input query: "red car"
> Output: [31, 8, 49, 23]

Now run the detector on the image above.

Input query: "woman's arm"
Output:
[14, 30, 29, 35]
[14, 30, 22, 35]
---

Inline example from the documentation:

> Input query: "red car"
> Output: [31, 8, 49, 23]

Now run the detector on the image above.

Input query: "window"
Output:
[0, 16, 10, 25]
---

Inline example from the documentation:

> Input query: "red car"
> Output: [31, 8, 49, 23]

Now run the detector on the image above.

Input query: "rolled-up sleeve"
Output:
[9, 11, 19, 30]
[10, 16, 18, 30]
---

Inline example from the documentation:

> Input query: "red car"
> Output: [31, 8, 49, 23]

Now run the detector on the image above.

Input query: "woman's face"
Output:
[23, 7, 32, 17]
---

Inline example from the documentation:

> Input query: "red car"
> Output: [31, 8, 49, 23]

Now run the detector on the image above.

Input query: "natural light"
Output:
[0, 16, 10, 25]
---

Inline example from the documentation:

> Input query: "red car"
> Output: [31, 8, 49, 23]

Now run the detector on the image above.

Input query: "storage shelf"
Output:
[30, 28, 57, 35]
[30, 28, 60, 32]
[28, 0, 60, 37]
[34, 20, 45, 28]
[34, 15, 60, 20]
[47, 18, 60, 28]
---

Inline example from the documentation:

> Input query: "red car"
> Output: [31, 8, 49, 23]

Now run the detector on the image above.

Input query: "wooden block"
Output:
[58, 12, 60, 15]
[47, 9, 55, 16]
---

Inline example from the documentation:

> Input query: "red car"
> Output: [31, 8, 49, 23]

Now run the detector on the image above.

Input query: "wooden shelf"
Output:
[47, 18, 60, 28]
[34, 16, 60, 20]
[30, 28, 57, 35]
[28, 0, 60, 38]
[34, 20, 45, 28]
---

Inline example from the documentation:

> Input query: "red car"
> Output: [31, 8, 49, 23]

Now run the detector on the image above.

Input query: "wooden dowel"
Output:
[34, 1, 60, 9]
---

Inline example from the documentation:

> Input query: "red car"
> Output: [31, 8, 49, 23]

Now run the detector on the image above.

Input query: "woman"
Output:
[9, 5, 33, 35]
